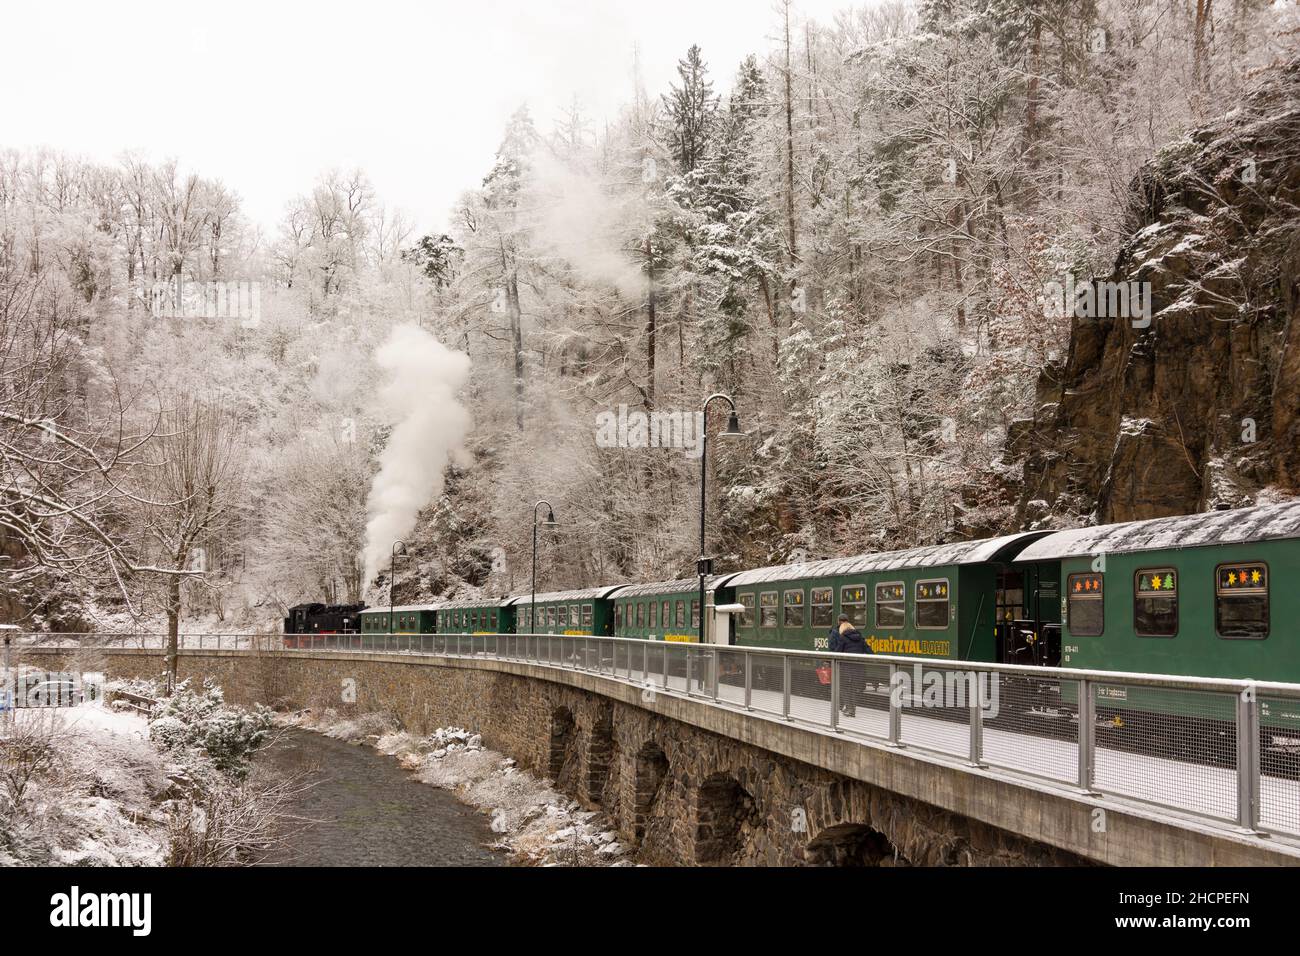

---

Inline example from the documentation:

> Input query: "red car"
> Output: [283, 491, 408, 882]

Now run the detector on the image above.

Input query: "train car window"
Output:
[783, 589, 805, 627]
[661, 601, 670, 627]
[547, 606, 557, 627]
[636, 603, 645, 627]
[691, 600, 700, 628]
[1216, 563, 1269, 640]
[1067, 573, 1104, 636]
[582, 604, 593, 627]
[875, 582, 905, 629]
[915, 579, 950, 629]
[759, 592, 778, 627]
[649, 601, 658, 628]
[559, 605, 569, 627]
[569, 605, 579, 627]
[675, 601, 685, 627]
[810, 588, 833, 627]
[738, 593, 755, 627]
[615, 604, 623, 629]
[840, 586, 867, 628]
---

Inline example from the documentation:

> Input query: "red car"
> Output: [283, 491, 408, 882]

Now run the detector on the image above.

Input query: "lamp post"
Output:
[389, 540, 407, 635]
[532, 501, 556, 635]
[698, 393, 743, 644]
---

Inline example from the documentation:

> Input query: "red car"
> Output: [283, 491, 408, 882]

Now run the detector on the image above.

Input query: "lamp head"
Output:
[721, 410, 742, 437]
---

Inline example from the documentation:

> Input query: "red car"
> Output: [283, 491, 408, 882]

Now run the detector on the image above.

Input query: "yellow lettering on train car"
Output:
[664, 633, 698, 643]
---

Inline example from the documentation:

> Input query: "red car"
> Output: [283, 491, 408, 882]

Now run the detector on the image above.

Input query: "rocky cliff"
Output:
[1011, 57, 1300, 527]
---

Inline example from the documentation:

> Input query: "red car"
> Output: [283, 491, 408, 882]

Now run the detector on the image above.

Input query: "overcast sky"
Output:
[5, 0, 858, 234]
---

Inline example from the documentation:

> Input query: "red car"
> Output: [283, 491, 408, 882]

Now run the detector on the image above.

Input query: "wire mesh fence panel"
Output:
[664, 644, 689, 694]
[745, 655, 786, 718]
[715, 648, 747, 707]
[1092, 685, 1238, 822]
[789, 656, 832, 726]
[895, 664, 972, 759]
[1259, 694, 1300, 836]
[684, 647, 717, 698]
[644, 643, 665, 691]
[834, 660, 893, 739]
[981, 673, 1078, 783]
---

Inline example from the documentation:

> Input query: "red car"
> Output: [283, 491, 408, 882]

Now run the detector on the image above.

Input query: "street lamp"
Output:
[698, 393, 743, 643]
[389, 540, 407, 636]
[532, 501, 556, 635]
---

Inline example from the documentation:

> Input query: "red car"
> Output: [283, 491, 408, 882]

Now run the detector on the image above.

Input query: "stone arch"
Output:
[586, 707, 615, 804]
[695, 772, 757, 865]
[806, 823, 907, 867]
[633, 741, 670, 843]
[548, 706, 577, 783]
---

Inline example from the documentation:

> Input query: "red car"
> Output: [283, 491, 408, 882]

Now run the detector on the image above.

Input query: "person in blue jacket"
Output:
[830, 614, 871, 716]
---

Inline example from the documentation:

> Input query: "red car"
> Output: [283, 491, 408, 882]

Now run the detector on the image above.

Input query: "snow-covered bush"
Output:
[149, 679, 272, 778]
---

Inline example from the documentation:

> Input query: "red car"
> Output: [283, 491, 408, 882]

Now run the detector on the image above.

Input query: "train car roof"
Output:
[722, 531, 1050, 587]
[506, 585, 626, 605]
[614, 577, 731, 598]
[360, 604, 441, 614]
[1016, 499, 1300, 561]
[435, 597, 514, 609]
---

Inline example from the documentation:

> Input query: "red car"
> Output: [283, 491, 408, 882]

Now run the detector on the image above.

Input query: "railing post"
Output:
[711, 648, 719, 702]
[1236, 688, 1261, 833]
[662, 644, 669, 690]
[830, 659, 840, 732]
[685, 647, 693, 696]
[1077, 678, 1096, 792]
[887, 663, 902, 746]
[744, 652, 752, 711]
[782, 655, 791, 720]
[968, 671, 985, 767]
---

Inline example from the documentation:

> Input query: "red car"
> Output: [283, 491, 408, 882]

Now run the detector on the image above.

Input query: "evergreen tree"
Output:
[662, 45, 719, 174]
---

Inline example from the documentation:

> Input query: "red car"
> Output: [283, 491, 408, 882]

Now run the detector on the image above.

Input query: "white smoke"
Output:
[361, 324, 473, 587]
[528, 151, 646, 299]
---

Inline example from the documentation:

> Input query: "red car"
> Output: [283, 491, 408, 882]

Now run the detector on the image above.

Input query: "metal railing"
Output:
[13, 630, 1300, 842]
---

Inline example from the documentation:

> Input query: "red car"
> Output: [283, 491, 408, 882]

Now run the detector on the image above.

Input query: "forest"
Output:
[1, 0, 1296, 632]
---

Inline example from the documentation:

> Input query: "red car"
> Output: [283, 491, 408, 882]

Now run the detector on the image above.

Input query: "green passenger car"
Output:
[435, 598, 515, 634]
[360, 604, 439, 636]
[723, 534, 1052, 660]
[514, 586, 622, 636]
[612, 578, 731, 642]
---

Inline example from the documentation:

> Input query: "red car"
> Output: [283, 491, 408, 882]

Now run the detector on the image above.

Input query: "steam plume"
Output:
[361, 324, 472, 587]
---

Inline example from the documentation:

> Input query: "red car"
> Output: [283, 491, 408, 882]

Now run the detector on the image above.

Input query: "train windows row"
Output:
[736, 580, 951, 631]
[615, 600, 699, 630]
[1067, 563, 1269, 639]
[521, 604, 594, 630]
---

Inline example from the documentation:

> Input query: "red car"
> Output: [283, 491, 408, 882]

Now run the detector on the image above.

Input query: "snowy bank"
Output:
[281, 710, 637, 866]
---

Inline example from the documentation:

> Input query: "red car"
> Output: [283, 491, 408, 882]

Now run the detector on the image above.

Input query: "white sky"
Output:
[4, 0, 859, 234]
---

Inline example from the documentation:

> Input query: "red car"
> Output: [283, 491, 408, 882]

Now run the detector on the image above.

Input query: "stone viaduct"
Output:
[19, 645, 1300, 867]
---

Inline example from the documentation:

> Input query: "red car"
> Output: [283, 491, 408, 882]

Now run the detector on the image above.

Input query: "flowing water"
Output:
[257, 728, 506, 867]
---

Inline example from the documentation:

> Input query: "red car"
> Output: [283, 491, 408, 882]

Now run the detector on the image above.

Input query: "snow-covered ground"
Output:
[281, 710, 635, 866]
[2, 703, 168, 866]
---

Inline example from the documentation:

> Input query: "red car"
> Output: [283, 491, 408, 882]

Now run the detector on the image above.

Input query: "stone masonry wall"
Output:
[18, 648, 1087, 867]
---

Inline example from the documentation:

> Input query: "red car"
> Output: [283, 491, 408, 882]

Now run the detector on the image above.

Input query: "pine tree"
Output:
[662, 45, 719, 174]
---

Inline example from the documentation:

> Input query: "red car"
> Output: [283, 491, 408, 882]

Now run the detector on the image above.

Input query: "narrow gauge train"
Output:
[283, 500, 1300, 758]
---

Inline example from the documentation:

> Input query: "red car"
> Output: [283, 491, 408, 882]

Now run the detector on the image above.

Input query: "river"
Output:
[256, 728, 507, 867]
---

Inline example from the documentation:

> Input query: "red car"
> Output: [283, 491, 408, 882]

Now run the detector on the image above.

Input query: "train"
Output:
[283, 499, 1300, 760]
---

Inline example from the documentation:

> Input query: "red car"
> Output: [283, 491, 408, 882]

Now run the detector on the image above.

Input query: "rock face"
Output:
[1012, 58, 1300, 525]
